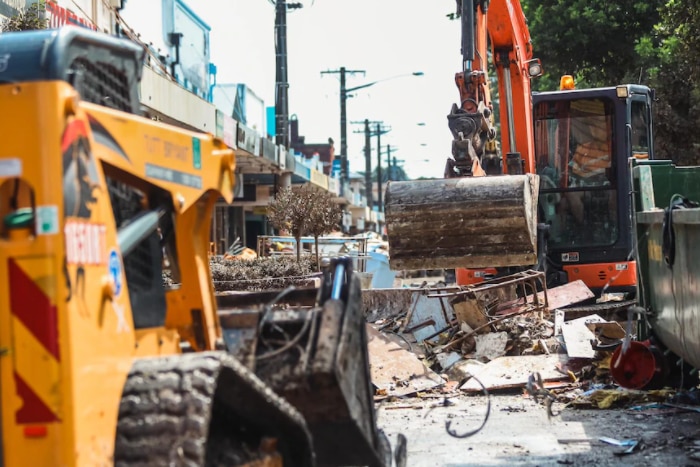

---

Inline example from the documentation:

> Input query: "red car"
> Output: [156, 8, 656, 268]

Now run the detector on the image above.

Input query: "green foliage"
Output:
[1, 1, 47, 32]
[644, 0, 700, 164]
[523, 0, 663, 88]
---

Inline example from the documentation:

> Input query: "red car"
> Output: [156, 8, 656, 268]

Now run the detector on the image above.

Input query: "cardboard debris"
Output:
[453, 298, 489, 331]
[562, 314, 606, 359]
[366, 325, 444, 396]
[586, 320, 626, 340]
[460, 354, 570, 392]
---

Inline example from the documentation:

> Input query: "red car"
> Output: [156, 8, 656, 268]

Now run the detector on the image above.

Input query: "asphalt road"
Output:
[376, 392, 700, 466]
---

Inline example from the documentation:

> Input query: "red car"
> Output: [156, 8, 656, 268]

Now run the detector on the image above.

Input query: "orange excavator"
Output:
[385, 0, 655, 297]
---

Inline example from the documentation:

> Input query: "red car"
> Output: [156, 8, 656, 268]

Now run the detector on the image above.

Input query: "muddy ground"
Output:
[377, 392, 700, 466]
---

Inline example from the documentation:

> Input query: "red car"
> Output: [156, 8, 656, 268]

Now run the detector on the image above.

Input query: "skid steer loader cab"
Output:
[1, 27, 393, 467]
[532, 85, 654, 294]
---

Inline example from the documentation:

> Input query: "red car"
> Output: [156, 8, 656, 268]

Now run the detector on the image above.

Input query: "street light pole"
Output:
[321, 67, 365, 188]
[321, 70, 423, 193]
[273, 0, 302, 148]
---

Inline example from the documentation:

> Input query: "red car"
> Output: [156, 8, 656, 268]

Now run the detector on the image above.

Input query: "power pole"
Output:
[374, 123, 391, 211]
[387, 144, 392, 180]
[274, 1, 302, 148]
[363, 119, 372, 210]
[321, 67, 365, 188]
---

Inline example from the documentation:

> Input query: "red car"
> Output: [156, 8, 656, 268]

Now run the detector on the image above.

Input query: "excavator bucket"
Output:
[384, 174, 540, 270]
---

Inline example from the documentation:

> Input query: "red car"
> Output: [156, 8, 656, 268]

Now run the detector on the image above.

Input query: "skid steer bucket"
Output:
[384, 174, 540, 270]
[217, 257, 392, 467]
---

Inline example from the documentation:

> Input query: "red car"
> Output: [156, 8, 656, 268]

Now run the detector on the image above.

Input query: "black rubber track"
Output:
[114, 351, 315, 466]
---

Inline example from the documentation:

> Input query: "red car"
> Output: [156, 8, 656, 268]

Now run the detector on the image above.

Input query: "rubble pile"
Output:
[164, 256, 320, 291]
[211, 256, 321, 291]
[363, 271, 650, 409]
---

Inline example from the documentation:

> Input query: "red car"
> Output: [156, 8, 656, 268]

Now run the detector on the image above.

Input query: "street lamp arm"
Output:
[344, 71, 424, 94]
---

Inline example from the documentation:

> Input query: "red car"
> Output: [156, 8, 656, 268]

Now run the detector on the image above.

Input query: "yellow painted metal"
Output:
[0, 81, 236, 465]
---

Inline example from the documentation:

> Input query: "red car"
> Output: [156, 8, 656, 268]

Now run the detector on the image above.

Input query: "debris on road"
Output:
[561, 314, 606, 359]
[460, 354, 571, 392]
[366, 324, 444, 397]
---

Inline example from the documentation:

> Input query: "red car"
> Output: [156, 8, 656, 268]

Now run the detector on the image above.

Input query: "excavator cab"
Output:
[533, 85, 655, 294]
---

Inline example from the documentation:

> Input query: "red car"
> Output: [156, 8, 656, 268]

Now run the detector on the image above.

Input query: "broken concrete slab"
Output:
[474, 332, 508, 362]
[561, 314, 606, 359]
[366, 325, 445, 397]
[446, 359, 486, 382]
[436, 351, 462, 371]
[460, 354, 570, 392]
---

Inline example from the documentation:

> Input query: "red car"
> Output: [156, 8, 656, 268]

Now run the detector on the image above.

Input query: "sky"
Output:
[137, 0, 464, 179]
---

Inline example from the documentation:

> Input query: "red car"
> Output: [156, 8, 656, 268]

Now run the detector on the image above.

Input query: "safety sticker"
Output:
[35, 205, 59, 235]
[65, 221, 107, 265]
[615, 263, 629, 271]
[561, 252, 580, 262]
[192, 137, 201, 170]
[0, 158, 21, 177]
[108, 249, 123, 297]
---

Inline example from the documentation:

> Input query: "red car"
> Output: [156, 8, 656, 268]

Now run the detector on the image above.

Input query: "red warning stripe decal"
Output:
[14, 373, 59, 424]
[8, 258, 60, 361]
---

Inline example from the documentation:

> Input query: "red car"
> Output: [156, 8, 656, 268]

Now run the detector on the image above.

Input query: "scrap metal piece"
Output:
[445, 373, 491, 439]
[526, 371, 560, 419]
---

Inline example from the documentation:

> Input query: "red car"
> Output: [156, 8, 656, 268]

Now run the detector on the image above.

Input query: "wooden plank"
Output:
[366, 325, 444, 396]
[460, 354, 570, 392]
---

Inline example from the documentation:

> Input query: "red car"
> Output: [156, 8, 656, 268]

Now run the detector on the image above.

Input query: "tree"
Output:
[267, 184, 341, 266]
[642, 0, 700, 164]
[305, 189, 341, 269]
[1, 1, 47, 32]
[522, 0, 663, 89]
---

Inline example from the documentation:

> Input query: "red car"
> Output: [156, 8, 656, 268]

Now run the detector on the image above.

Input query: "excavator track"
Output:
[114, 352, 315, 467]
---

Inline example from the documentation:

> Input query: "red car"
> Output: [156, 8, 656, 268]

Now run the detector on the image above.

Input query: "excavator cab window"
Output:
[535, 97, 618, 248]
[631, 100, 651, 158]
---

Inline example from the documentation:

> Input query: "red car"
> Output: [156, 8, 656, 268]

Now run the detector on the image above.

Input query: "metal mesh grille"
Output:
[69, 57, 133, 113]
[106, 178, 156, 295]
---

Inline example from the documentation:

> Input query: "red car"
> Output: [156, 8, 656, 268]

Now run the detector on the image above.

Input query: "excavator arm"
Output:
[447, 0, 541, 177]
[384, 0, 542, 271]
